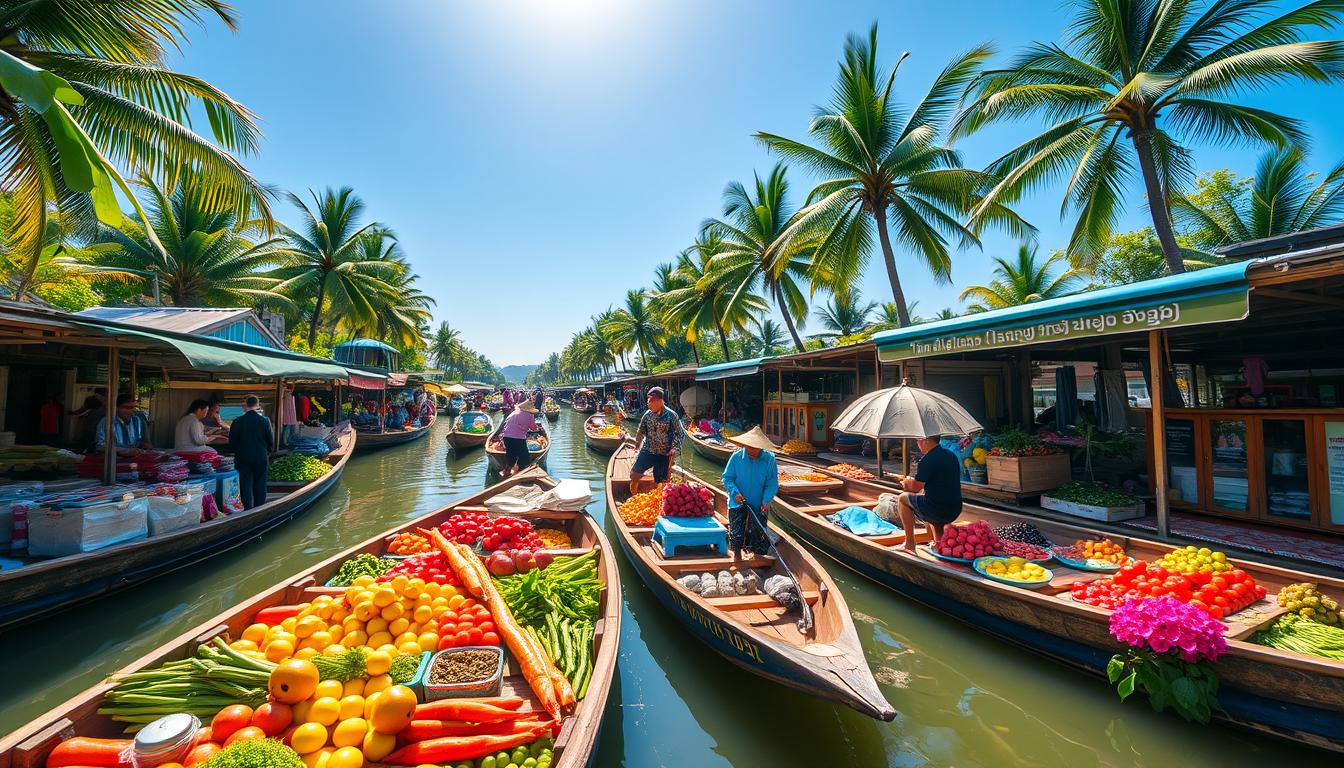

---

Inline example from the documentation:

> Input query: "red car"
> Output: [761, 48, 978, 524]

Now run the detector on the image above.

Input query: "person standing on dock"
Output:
[498, 399, 539, 477]
[895, 435, 963, 553]
[629, 387, 684, 495]
[722, 427, 779, 561]
[230, 395, 274, 510]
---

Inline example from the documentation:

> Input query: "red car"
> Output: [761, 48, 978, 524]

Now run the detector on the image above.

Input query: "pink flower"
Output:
[1108, 596, 1227, 663]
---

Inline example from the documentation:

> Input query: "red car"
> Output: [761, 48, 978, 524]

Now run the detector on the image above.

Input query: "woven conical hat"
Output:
[726, 426, 779, 453]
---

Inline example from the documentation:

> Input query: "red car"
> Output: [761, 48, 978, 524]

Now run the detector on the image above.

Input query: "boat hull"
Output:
[353, 418, 432, 451]
[446, 430, 489, 451]
[688, 433, 733, 465]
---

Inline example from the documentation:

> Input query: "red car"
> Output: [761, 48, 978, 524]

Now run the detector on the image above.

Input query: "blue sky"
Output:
[169, 0, 1344, 366]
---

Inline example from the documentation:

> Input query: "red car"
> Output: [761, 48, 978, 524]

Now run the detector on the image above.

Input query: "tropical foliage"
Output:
[960, 245, 1083, 312]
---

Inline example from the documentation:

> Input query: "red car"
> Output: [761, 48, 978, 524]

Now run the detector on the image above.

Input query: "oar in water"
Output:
[741, 501, 814, 634]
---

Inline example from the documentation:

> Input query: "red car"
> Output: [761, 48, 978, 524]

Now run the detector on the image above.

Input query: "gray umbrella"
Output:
[832, 385, 983, 439]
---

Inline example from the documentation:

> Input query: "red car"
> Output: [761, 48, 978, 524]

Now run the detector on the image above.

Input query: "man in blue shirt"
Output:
[92, 394, 151, 454]
[629, 387, 685, 495]
[896, 435, 964, 553]
[721, 427, 780, 561]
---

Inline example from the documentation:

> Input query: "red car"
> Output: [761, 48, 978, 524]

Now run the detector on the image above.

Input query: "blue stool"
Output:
[653, 515, 728, 558]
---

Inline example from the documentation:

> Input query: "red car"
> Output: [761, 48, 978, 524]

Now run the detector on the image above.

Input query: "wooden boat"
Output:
[543, 406, 561, 422]
[354, 413, 434, 452]
[445, 411, 492, 452]
[571, 401, 596, 414]
[0, 429, 356, 631]
[686, 430, 734, 465]
[768, 460, 1344, 752]
[0, 466, 620, 768]
[582, 414, 626, 455]
[486, 417, 550, 471]
[603, 442, 895, 720]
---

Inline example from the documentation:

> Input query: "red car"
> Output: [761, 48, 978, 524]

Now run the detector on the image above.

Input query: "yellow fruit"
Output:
[352, 602, 376, 622]
[292, 698, 314, 724]
[323, 644, 348, 658]
[270, 659, 320, 704]
[338, 694, 365, 721]
[231, 639, 259, 653]
[367, 631, 393, 649]
[295, 647, 320, 660]
[296, 616, 324, 639]
[417, 633, 439, 652]
[398, 641, 422, 655]
[315, 680, 344, 700]
[242, 623, 268, 644]
[388, 618, 411, 637]
[352, 575, 375, 587]
[343, 630, 368, 648]
[364, 650, 392, 676]
[379, 603, 404, 623]
[363, 674, 392, 695]
[301, 747, 333, 768]
[412, 605, 433, 624]
[265, 639, 295, 663]
[327, 746, 364, 768]
[341, 678, 365, 697]
[331, 717, 368, 748]
[308, 697, 341, 726]
[362, 729, 396, 761]
[447, 594, 465, 610]
[372, 588, 397, 608]
[376, 644, 398, 657]
[423, 582, 441, 598]
[365, 617, 389, 635]
[363, 691, 382, 719]
[291, 722, 328, 754]
[281, 617, 298, 633]
[390, 575, 409, 593]
[368, 685, 417, 735]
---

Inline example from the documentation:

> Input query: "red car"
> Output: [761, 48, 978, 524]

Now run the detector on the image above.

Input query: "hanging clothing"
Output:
[1094, 369, 1129, 431]
[1054, 366, 1078, 428]
[1243, 357, 1269, 396]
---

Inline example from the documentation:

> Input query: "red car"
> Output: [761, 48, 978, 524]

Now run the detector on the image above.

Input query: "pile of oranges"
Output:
[1074, 538, 1127, 565]
[386, 531, 433, 555]
[619, 485, 665, 526]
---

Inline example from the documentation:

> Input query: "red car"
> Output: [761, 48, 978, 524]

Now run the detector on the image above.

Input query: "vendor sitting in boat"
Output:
[894, 435, 963, 553]
[92, 394, 152, 455]
[722, 427, 779, 562]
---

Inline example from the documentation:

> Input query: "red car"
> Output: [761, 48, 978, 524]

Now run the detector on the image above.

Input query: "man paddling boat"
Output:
[721, 426, 779, 562]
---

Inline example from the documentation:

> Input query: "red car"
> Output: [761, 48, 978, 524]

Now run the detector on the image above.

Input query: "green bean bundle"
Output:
[98, 638, 272, 732]
[1252, 614, 1344, 661]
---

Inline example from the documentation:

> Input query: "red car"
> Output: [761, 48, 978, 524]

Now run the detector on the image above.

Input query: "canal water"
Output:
[0, 409, 1332, 767]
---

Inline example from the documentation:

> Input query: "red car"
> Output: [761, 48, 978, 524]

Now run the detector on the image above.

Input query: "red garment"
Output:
[297, 394, 311, 421]
[39, 402, 60, 434]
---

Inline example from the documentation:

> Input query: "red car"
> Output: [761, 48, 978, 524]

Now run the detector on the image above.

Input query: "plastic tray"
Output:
[421, 646, 504, 700]
[923, 544, 975, 564]
[1050, 549, 1128, 572]
[401, 651, 434, 699]
[973, 557, 1054, 589]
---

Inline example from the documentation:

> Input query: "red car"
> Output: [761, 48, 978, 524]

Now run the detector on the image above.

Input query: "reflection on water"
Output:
[0, 411, 1333, 767]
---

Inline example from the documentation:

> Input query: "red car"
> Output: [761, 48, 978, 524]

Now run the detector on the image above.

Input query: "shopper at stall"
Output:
[895, 435, 963, 553]
[722, 427, 780, 562]
[92, 394, 151, 454]
[629, 387, 684, 495]
[229, 395, 274, 510]
[174, 399, 213, 450]
[498, 400, 539, 477]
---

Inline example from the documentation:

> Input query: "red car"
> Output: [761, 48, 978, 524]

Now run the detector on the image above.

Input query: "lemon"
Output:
[308, 696, 341, 726]
[331, 717, 368, 748]
[365, 650, 392, 676]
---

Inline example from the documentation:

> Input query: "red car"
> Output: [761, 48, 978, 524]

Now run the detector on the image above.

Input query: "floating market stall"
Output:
[486, 418, 550, 472]
[581, 414, 625, 455]
[447, 411, 494, 452]
[0, 467, 621, 768]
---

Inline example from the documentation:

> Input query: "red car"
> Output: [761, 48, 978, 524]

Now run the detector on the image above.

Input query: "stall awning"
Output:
[695, 357, 771, 382]
[347, 371, 386, 390]
[387, 373, 409, 386]
[873, 261, 1253, 362]
[74, 322, 359, 380]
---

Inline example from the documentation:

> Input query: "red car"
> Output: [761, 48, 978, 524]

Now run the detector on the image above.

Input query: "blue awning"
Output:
[695, 357, 772, 382]
[334, 338, 399, 353]
[873, 261, 1253, 362]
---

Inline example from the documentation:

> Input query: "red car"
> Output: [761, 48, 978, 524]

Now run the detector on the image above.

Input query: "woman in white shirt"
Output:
[174, 399, 212, 450]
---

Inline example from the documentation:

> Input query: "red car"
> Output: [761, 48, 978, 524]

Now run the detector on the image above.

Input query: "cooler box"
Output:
[191, 470, 244, 515]
[28, 496, 148, 557]
[146, 483, 206, 535]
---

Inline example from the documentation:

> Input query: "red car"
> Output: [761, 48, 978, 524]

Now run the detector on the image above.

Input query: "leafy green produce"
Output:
[100, 638, 272, 732]
[268, 453, 331, 482]
[390, 651, 425, 683]
[1252, 614, 1344, 660]
[494, 551, 600, 624]
[328, 553, 395, 587]
[201, 737, 305, 768]
[1048, 481, 1140, 507]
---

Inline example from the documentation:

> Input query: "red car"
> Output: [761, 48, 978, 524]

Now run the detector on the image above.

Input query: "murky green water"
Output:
[0, 409, 1333, 766]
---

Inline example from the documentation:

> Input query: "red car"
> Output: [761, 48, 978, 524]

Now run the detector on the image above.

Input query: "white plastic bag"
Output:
[874, 493, 900, 523]
[536, 479, 592, 511]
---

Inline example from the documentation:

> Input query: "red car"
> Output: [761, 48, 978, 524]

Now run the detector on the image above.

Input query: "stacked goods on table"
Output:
[534, 528, 572, 549]
[175, 448, 224, 475]
[826, 463, 873, 480]
[778, 471, 832, 483]
[270, 453, 332, 482]
[616, 486, 663, 526]
[779, 439, 815, 456]
[1251, 583, 1344, 660]
[0, 444, 80, 475]
[1051, 538, 1129, 567]
[994, 522, 1051, 548]
[1275, 582, 1343, 625]
[77, 453, 139, 482]
[930, 521, 1001, 560]
[977, 556, 1050, 584]
[592, 424, 622, 437]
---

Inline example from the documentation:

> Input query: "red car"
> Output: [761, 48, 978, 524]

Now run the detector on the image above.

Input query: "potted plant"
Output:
[985, 426, 1071, 492]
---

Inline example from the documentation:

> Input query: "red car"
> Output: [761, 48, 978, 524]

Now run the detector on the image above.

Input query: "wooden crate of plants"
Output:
[986, 453, 1071, 492]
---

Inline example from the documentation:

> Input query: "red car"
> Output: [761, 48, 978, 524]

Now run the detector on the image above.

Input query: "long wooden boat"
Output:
[768, 460, 1344, 752]
[571, 401, 596, 414]
[354, 413, 434, 451]
[686, 430, 734, 465]
[604, 442, 895, 720]
[445, 411, 492, 452]
[0, 429, 356, 631]
[486, 417, 550, 471]
[582, 414, 626, 455]
[0, 466, 620, 768]
[542, 407, 561, 422]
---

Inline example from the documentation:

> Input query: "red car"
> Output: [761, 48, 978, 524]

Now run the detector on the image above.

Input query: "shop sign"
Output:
[878, 289, 1249, 362]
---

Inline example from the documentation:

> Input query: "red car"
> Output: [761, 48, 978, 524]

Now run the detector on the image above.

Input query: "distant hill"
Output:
[499, 364, 538, 384]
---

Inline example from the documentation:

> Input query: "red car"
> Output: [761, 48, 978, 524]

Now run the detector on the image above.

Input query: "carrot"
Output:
[399, 716, 550, 742]
[254, 605, 302, 624]
[424, 528, 483, 598]
[412, 699, 532, 723]
[383, 724, 551, 765]
[46, 736, 132, 767]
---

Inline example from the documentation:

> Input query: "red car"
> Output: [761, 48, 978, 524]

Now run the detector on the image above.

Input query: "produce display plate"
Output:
[973, 556, 1054, 588]
[923, 544, 975, 564]
[1049, 549, 1127, 572]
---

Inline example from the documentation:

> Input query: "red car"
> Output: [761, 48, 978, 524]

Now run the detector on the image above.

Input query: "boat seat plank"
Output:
[659, 554, 775, 571]
[707, 591, 821, 611]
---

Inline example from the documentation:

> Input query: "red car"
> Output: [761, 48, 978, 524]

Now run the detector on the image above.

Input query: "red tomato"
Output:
[225, 727, 267, 747]
[467, 628, 484, 644]
[251, 702, 293, 736]
[185, 743, 222, 766]
[478, 621, 495, 634]
[209, 704, 254, 743]
[453, 631, 470, 646]
[481, 632, 500, 645]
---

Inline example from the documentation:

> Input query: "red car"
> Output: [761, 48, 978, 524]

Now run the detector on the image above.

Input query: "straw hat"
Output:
[726, 426, 779, 453]
[516, 400, 539, 414]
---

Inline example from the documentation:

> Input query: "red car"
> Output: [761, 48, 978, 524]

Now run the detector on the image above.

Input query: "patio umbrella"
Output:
[444, 383, 470, 395]
[831, 385, 983, 479]
[678, 385, 713, 409]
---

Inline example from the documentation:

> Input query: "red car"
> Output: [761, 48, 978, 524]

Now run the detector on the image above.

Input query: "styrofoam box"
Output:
[29, 497, 149, 557]
[147, 488, 204, 536]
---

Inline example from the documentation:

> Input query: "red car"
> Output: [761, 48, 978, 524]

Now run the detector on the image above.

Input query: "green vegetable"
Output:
[1048, 480, 1140, 507]
[512, 747, 530, 765]
[480, 758, 497, 768]
[99, 638, 271, 732]
[201, 737, 304, 768]
[1252, 614, 1344, 660]
[390, 651, 424, 683]
[268, 453, 332, 482]
[311, 646, 369, 682]
[329, 553, 395, 587]
[494, 551, 601, 625]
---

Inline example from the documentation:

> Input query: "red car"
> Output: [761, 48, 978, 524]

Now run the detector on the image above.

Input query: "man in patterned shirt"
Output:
[629, 387, 685, 495]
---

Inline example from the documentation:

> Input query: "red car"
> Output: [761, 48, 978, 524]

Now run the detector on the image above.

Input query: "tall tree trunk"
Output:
[774, 283, 806, 352]
[717, 326, 731, 361]
[690, 339, 700, 365]
[13, 203, 46, 302]
[308, 281, 327, 348]
[1131, 129, 1185, 274]
[872, 204, 912, 326]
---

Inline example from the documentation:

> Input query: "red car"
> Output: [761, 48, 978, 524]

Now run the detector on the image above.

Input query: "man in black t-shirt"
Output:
[895, 435, 964, 553]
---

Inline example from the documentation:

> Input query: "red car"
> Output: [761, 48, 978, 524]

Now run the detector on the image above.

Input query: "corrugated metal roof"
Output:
[75, 307, 283, 348]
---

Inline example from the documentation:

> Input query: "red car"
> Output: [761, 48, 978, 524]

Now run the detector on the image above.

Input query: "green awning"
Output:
[74, 322, 358, 380]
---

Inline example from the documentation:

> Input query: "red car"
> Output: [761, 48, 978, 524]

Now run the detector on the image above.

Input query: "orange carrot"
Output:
[412, 699, 531, 723]
[383, 725, 552, 765]
[423, 528, 483, 597]
[399, 716, 550, 742]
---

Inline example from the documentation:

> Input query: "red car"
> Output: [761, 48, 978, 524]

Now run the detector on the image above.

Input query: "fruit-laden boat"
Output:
[571, 400, 596, 415]
[685, 429, 734, 465]
[604, 443, 896, 720]
[769, 459, 1344, 752]
[486, 418, 550, 472]
[445, 411, 492, 452]
[542, 404, 561, 423]
[354, 413, 434, 452]
[0, 429, 356, 631]
[0, 466, 620, 768]
[582, 414, 626, 456]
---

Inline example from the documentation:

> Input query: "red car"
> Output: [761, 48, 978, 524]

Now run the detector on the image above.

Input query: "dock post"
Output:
[103, 345, 119, 485]
[1149, 330, 1170, 539]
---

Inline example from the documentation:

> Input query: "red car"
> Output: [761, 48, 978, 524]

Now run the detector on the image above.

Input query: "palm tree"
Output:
[334, 230, 434, 348]
[703, 163, 816, 352]
[959, 244, 1082, 312]
[592, 308, 629, 371]
[78, 176, 287, 307]
[599, 290, 663, 370]
[954, 0, 1344, 274]
[1174, 148, 1344, 254]
[814, 291, 877, 339]
[2, 1, 269, 299]
[430, 322, 463, 374]
[273, 187, 392, 346]
[752, 317, 788, 357]
[757, 24, 1027, 328]
[655, 234, 766, 363]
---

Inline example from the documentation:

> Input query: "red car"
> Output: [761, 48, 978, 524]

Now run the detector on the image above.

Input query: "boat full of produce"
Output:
[581, 415, 626, 455]
[447, 412, 493, 452]
[0, 466, 620, 768]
